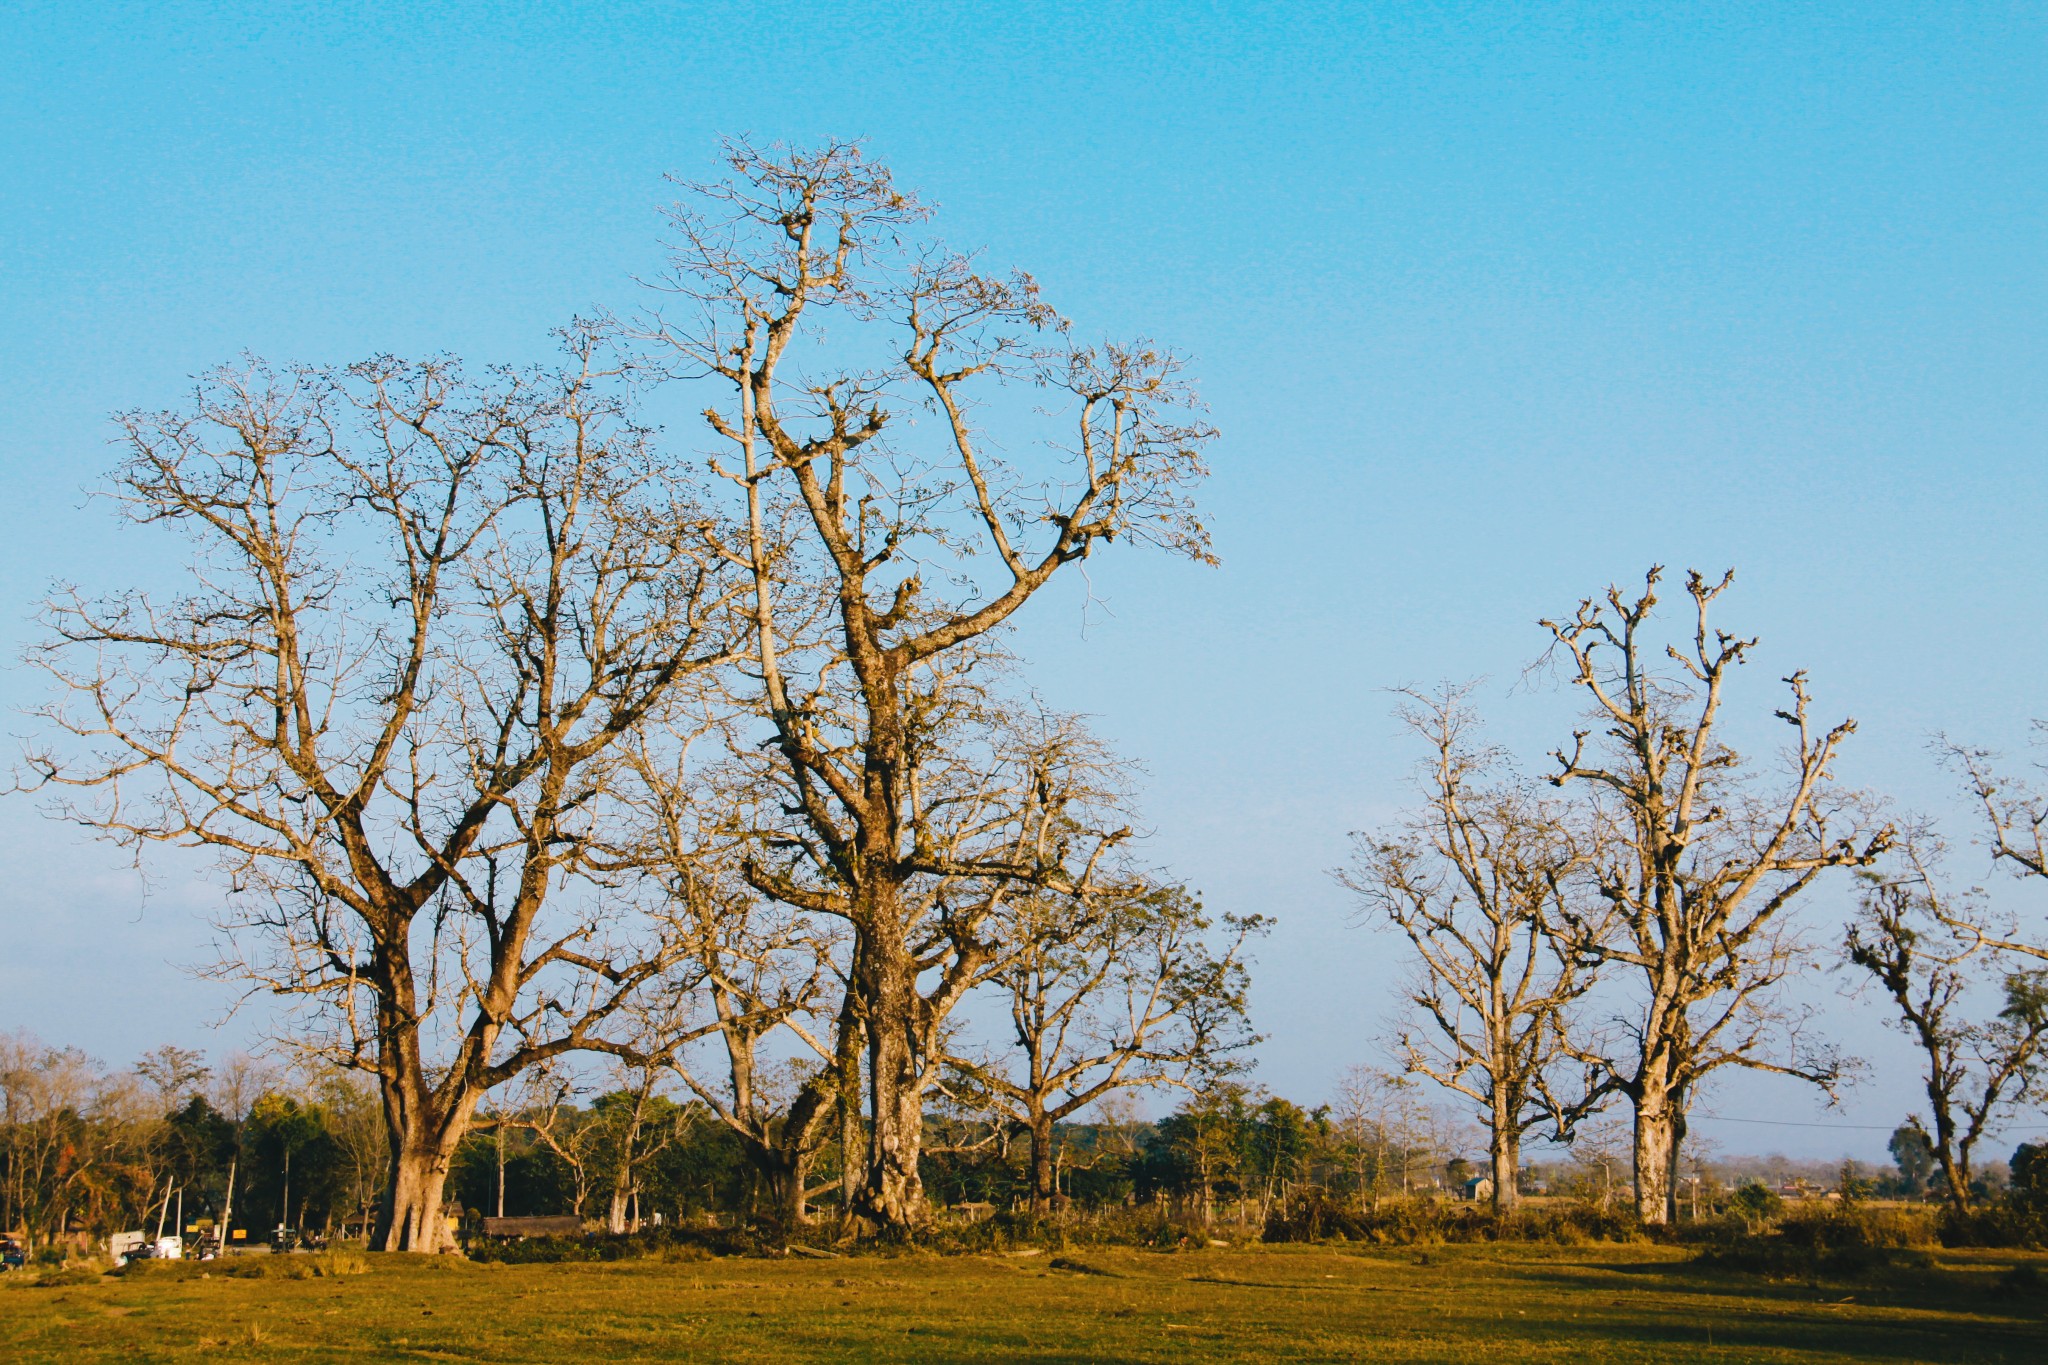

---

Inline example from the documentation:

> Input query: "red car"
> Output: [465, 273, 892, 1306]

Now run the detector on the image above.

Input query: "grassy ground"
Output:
[3, 1242, 2044, 1363]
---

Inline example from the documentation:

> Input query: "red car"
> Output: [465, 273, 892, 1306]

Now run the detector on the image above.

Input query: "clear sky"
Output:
[3, 1, 2043, 1161]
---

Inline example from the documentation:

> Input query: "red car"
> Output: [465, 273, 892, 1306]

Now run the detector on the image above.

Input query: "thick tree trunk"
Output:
[861, 1000, 925, 1226]
[1932, 1110, 1973, 1211]
[1028, 1108, 1055, 1214]
[1631, 1086, 1678, 1226]
[376, 1137, 459, 1252]
[1489, 1119, 1520, 1212]
[754, 1149, 813, 1229]
[371, 1039, 476, 1253]
[851, 906, 926, 1230]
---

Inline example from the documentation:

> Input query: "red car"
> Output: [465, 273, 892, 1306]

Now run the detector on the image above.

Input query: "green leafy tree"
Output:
[1890, 1118, 1936, 1194]
[2009, 1141, 2048, 1211]
[1240, 1098, 1315, 1220]
[1143, 1083, 1251, 1223]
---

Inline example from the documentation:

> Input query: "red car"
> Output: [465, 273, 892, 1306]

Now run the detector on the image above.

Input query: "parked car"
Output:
[0, 1237, 26, 1272]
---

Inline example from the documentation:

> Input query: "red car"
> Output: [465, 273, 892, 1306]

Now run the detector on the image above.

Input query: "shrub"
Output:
[312, 1249, 371, 1276]
[1728, 1182, 1784, 1231]
[1260, 1193, 1638, 1247]
[1776, 1202, 1937, 1253]
[222, 1255, 317, 1279]
[109, 1257, 204, 1282]
[467, 1223, 769, 1264]
[1937, 1202, 2048, 1249]
[1689, 1202, 1939, 1279]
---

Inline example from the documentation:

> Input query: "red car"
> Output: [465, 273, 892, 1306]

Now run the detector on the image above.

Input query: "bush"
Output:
[1937, 1202, 2048, 1249]
[221, 1255, 317, 1279]
[109, 1257, 204, 1282]
[2011, 1143, 2048, 1209]
[1259, 1193, 1639, 1247]
[468, 1223, 768, 1264]
[312, 1249, 371, 1276]
[1688, 1202, 1938, 1279]
[1776, 1202, 1937, 1253]
[1728, 1182, 1785, 1230]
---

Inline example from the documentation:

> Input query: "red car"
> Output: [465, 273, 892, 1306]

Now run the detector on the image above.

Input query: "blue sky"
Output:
[3, 2, 2044, 1158]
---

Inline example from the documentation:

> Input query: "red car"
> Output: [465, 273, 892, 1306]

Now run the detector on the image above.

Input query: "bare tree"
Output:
[1329, 1065, 1411, 1209]
[204, 1051, 277, 1244]
[1341, 685, 1607, 1210]
[508, 1070, 606, 1219]
[1541, 568, 1890, 1224]
[1847, 854, 2048, 1210]
[310, 1070, 387, 1236]
[135, 1046, 211, 1111]
[1946, 734, 2048, 963]
[608, 731, 846, 1229]
[660, 880, 842, 1229]
[637, 140, 1214, 1228]
[946, 878, 1263, 1213]
[25, 335, 741, 1249]
[589, 1068, 695, 1235]
[0, 1033, 102, 1247]
[1568, 1117, 1631, 1211]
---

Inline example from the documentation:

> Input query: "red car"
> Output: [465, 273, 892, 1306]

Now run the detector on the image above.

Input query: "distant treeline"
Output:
[11, 1033, 2046, 1254]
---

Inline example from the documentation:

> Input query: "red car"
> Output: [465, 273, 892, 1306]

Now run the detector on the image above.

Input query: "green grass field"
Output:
[4, 1243, 2045, 1363]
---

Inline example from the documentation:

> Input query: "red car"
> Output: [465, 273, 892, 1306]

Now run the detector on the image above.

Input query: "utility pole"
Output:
[217, 1159, 236, 1254]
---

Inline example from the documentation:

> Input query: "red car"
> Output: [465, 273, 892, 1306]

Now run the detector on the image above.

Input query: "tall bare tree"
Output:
[638, 140, 1214, 1227]
[1342, 686, 1607, 1210]
[25, 337, 740, 1249]
[946, 879, 1263, 1213]
[1848, 855, 2048, 1210]
[1541, 568, 1890, 1224]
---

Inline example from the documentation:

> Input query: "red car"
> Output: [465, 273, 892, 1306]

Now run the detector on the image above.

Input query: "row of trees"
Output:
[0, 1028, 1558, 1250]
[25, 1028, 2001, 1254]
[17, 138, 2044, 1251]
[22, 141, 1256, 1250]
[1349, 569, 2048, 1225]
[0, 1038, 382, 1248]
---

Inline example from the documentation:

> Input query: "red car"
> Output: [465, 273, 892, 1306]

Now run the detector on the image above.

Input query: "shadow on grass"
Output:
[1491, 1255, 2048, 1364]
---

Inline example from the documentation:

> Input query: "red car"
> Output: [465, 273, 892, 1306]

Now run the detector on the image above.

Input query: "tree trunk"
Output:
[372, 1050, 474, 1253]
[854, 916, 925, 1229]
[754, 1148, 812, 1230]
[1489, 1119, 1520, 1212]
[1631, 1085, 1677, 1226]
[835, 990, 866, 1223]
[1934, 1145, 1973, 1210]
[1931, 1108, 1973, 1211]
[1027, 1108, 1055, 1214]
[376, 1137, 459, 1252]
